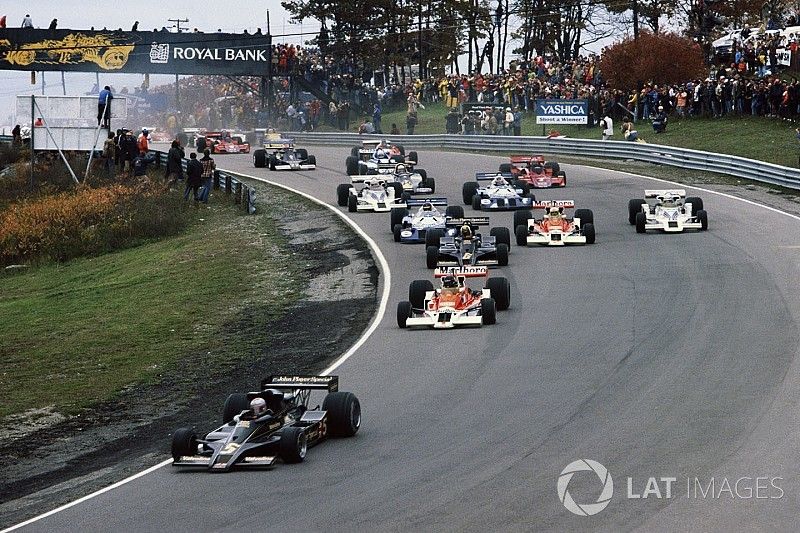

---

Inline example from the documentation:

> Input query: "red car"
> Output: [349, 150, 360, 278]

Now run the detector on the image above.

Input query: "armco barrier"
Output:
[286, 132, 800, 190]
[150, 149, 255, 214]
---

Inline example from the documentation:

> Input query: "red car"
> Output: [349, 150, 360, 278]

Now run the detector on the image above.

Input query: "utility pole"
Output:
[167, 18, 188, 129]
[266, 10, 273, 125]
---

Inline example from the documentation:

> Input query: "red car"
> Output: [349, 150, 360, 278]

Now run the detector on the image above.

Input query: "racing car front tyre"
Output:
[408, 151, 418, 163]
[515, 225, 528, 246]
[575, 208, 594, 225]
[582, 222, 596, 244]
[486, 277, 510, 310]
[253, 149, 267, 168]
[635, 212, 647, 233]
[425, 229, 443, 247]
[222, 393, 250, 424]
[279, 427, 307, 463]
[446, 205, 464, 219]
[462, 182, 479, 205]
[686, 196, 704, 215]
[296, 148, 308, 160]
[171, 427, 197, 460]
[425, 178, 436, 193]
[471, 195, 481, 211]
[514, 180, 531, 197]
[348, 194, 358, 212]
[490, 227, 511, 249]
[269, 156, 277, 171]
[307, 155, 316, 166]
[499, 163, 512, 173]
[697, 209, 708, 230]
[337, 184, 351, 207]
[397, 301, 412, 328]
[323, 391, 361, 437]
[496, 243, 509, 266]
[393, 224, 403, 242]
[350, 146, 360, 157]
[545, 162, 560, 174]
[390, 182, 404, 199]
[346, 156, 359, 176]
[391, 208, 409, 230]
[628, 199, 646, 225]
[426, 245, 439, 269]
[410, 279, 434, 308]
[396, 144, 405, 155]
[416, 168, 428, 180]
[481, 298, 497, 325]
[514, 210, 530, 230]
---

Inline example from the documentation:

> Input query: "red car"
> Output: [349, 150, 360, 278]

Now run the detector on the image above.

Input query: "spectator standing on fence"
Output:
[165, 139, 185, 190]
[198, 149, 216, 204]
[21, 14, 33, 28]
[97, 86, 113, 128]
[185, 152, 203, 203]
[49, 18, 57, 30]
[11, 124, 21, 145]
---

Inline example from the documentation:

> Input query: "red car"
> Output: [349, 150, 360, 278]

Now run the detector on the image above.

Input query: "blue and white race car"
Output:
[345, 140, 418, 176]
[336, 176, 407, 213]
[390, 198, 465, 243]
[462, 172, 535, 211]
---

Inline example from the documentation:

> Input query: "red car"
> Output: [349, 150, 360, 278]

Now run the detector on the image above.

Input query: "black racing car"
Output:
[171, 375, 360, 471]
[425, 217, 511, 269]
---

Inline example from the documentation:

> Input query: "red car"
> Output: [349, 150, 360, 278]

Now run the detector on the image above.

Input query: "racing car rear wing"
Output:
[405, 197, 448, 207]
[434, 266, 488, 278]
[533, 200, 575, 209]
[350, 176, 387, 184]
[510, 155, 545, 164]
[261, 375, 339, 392]
[445, 217, 491, 226]
[644, 189, 686, 198]
[475, 172, 514, 181]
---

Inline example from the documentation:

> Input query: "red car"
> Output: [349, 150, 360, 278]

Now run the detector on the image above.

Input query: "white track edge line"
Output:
[1, 171, 391, 533]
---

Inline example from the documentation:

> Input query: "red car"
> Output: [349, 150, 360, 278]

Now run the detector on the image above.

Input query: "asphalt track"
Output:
[12, 147, 800, 532]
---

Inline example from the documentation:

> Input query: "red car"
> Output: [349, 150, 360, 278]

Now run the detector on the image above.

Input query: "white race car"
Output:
[514, 200, 595, 246]
[345, 140, 418, 176]
[463, 172, 534, 211]
[390, 198, 464, 243]
[396, 266, 510, 329]
[628, 190, 707, 233]
[336, 176, 407, 213]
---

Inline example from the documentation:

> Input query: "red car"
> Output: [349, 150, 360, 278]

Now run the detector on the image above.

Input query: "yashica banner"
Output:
[535, 99, 589, 124]
[0, 28, 272, 75]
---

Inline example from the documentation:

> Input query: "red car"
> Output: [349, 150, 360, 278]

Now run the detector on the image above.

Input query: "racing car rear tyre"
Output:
[545, 162, 560, 174]
[515, 225, 528, 246]
[348, 194, 358, 212]
[425, 229, 443, 247]
[391, 208, 409, 230]
[486, 277, 510, 310]
[628, 199, 646, 225]
[397, 301, 412, 328]
[496, 243, 509, 266]
[425, 178, 436, 193]
[393, 224, 403, 242]
[490, 227, 511, 249]
[396, 144, 405, 155]
[445, 205, 464, 218]
[471, 195, 481, 211]
[481, 298, 497, 325]
[416, 168, 428, 180]
[389, 182, 404, 198]
[350, 146, 360, 157]
[171, 427, 197, 460]
[296, 148, 308, 160]
[307, 155, 316, 166]
[337, 184, 351, 207]
[408, 151, 418, 163]
[575, 208, 594, 225]
[346, 156, 359, 176]
[426, 245, 440, 269]
[323, 391, 361, 437]
[635, 212, 647, 233]
[686, 196, 704, 215]
[279, 426, 307, 463]
[409, 279, 434, 307]
[391, 155, 405, 163]
[499, 163, 512, 173]
[222, 393, 250, 424]
[269, 156, 277, 171]
[514, 180, 531, 197]
[513, 210, 530, 230]
[583, 222, 596, 244]
[253, 149, 267, 168]
[697, 209, 708, 230]
[462, 182, 479, 205]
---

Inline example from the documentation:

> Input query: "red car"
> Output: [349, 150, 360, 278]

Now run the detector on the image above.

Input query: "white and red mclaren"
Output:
[397, 266, 510, 329]
[514, 200, 595, 246]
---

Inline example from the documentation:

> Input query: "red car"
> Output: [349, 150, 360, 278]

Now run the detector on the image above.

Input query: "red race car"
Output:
[499, 155, 566, 188]
[202, 131, 251, 154]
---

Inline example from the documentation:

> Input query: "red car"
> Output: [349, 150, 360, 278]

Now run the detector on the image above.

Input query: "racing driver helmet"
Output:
[422, 202, 433, 211]
[442, 275, 459, 288]
[548, 206, 562, 222]
[395, 163, 407, 174]
[460, 224, 472, 239]
[250, 397, 267, 416]
[492, 175, 505, 187]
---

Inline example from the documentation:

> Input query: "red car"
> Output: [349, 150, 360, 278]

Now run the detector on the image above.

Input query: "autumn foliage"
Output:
[0, 182, 187, 266]
[600, 32, 706, 90]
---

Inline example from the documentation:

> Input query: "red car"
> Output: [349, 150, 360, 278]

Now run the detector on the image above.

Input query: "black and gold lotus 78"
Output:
[171, 375, 361, 471]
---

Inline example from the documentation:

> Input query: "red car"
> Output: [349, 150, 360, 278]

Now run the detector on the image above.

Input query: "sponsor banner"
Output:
[0, 28, 271, 75]
[776, 48, 791, 67]
[535, 99, 588, 124]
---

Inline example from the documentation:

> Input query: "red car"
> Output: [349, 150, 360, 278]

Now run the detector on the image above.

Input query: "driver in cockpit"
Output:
[492, 175, 507, 187]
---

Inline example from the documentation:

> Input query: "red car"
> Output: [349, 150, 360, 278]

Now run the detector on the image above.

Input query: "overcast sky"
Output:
[0, 1, 317, 124]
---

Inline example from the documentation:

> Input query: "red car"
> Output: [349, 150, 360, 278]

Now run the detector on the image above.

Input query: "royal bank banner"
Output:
[0, 28, 272, 75]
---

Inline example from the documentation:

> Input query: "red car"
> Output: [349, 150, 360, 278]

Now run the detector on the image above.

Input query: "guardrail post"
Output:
[213, 169, 220, 190]
[235, 182, 242, 204]
[225, 174, 232, 195]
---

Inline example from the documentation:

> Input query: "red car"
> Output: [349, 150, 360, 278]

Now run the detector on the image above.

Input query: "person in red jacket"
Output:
[137, 128, 149, 154]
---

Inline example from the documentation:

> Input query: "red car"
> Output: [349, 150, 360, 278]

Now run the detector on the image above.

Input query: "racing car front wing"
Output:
[644, 218, 702, 232]
[405, 310, 483, 329]
[526, 231, 586, 246]
[273, 162, 316, 171]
